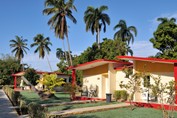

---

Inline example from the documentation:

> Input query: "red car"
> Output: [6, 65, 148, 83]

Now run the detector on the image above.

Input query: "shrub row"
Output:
[2, 85, 20, 106]
[2, 85, 47, 118]
[113, 90, 128, 102]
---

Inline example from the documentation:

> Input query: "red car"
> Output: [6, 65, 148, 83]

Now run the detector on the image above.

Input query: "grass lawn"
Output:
[47, 101, 118, 112]
[67, 107, 177, 118]
[20, 91, 70, 104]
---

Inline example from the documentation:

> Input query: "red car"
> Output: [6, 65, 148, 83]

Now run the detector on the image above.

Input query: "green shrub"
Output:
[120, 90, 128, 101]
[2, 85, 21, 105]
[19, 99, 28, 114]
[113, 90, 121, 101]
[28, 102, 47, 118]
[113, 90, 128, 102]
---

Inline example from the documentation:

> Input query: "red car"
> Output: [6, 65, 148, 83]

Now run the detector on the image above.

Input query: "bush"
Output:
[113, 90, 128, 102]
[2, 85, 21, 105]
[19, 98, 28, 114]
[28, 102, 47, 118]
[113, 90, 121, 101]
[24, 68, 40, 86]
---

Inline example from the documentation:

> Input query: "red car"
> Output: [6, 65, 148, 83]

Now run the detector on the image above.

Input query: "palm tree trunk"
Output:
[62, 40, 69, 65]
[46, 54, 52, 72]
[66, 36, 73, 66]
[97, 28, 100, 49]
[21, 59, 25, 71]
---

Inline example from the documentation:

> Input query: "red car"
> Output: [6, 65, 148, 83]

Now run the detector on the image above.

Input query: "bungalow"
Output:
[71, 59, 132, 99]
[12, 71, 71, 91]
[117, 56, 177, 104]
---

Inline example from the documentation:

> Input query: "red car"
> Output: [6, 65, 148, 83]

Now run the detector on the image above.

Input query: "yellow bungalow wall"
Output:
[83, 64, 108, 98]
[134, 60, 174, 103]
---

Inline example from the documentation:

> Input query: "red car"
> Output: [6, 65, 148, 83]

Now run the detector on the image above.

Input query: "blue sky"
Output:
[1, 0, 177, 71]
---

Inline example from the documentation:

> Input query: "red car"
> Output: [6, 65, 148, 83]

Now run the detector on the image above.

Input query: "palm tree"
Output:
[84, 5, 110, 49]
[9, 36, 29, 63]
[157, 17, 176, 24]
[56, 48, 65, 60]
[114, 20, 137, 45]
[43, 0, 77, 66]
[30, 34, 52, 71]
[56, 48, 71, 65]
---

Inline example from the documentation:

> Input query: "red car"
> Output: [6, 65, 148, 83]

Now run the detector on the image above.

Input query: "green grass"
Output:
[47, 101, 118, 112]
[20, 91, 70, 104]
[67, 107, 177, 118]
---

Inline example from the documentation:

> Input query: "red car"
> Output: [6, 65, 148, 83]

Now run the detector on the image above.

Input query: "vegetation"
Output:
[114, 20, 137, 45]
[63, 83, 80, 100]
[28, 102, 46, 118]
[30, 34, 52, 71]
[37, 74, 65, 94]
[113, 90, 128, 102]
[0, 54, 21, 85]
[150, 76, 176, 118]
[43, 0, 77, 66]
[150, 17, 177, 59]
[120, 67, 142, 110]
[9, 36, 29, 63]
[73, 38, 131, 65]
[84, 5, 110, 49]
[24, 68, 40, 86]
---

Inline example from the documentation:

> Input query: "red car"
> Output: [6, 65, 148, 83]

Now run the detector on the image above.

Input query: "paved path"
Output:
[0, 89, 19, 118]
[47, 102, 130, 117]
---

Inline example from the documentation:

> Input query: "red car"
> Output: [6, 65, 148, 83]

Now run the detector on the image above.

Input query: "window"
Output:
[144, 76, 150, 88]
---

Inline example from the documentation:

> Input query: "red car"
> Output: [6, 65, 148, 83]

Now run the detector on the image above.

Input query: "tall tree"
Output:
[56, 48, 65, 60]
[31, 34, 52, 71]
[150, 17, 177, 59]
[84, 5, 110, 49]
[43, 0, 77, 66]
[0, 54, 21, 85]
[114, 20, 137, 45]
[9, 36, 29, 63]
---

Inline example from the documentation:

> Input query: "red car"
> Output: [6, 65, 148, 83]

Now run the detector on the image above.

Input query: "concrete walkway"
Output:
[47, 102, 130, 117]
[0, 89, 19, 118]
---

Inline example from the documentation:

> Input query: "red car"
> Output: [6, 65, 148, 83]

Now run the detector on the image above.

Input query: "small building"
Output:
[117, 56, 177, 104]
[12, 71, 71, 90]
[71, 59, 132, 99]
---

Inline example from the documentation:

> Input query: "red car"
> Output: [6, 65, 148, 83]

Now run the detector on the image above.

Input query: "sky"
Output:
[1, 0, 177, 71]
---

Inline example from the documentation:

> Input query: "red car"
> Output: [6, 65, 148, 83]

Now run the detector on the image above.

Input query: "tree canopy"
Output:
[150, 17, 177, 59]
[114, 20, 137, 45]
[31, 34, 52, 59]
[73, 38, 131, 65]
[84, 5, 110, 49]
[0, 54, 21, 85]
[24, 68, 40, 86]
[9, 36, 29, 63]
[43, 0, 77, 66]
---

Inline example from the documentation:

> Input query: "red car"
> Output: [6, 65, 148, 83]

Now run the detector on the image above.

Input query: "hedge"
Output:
[2, 85, 48, 117]
[28, 102, 47, 118]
